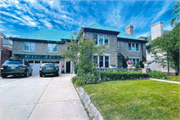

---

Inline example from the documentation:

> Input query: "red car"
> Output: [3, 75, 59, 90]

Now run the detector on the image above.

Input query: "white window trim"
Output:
[95, 34, 109, 46]
[95, 55, 110, 68]
[129, 42, 139, 52]
[24, 42, 35, 52]
[47, 43, 58, 53]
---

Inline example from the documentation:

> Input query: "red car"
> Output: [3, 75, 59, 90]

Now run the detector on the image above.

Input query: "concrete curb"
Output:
[75, 87, 103, 120]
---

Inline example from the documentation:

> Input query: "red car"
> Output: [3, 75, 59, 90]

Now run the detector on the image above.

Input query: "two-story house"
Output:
[11, 23, 147, 74]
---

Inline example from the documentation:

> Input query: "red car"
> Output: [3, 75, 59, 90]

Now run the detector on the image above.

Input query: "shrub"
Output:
[149, 70, 167, 79]
[100, 71, 149, 80]
[75, 80, 85, 86]
[74, 64, 79, 74]
[72, 76, 78, 84]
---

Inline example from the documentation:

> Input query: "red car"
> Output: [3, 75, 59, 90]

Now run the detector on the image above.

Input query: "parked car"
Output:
[39, 63, 59, 77]
[1, 58, 33, 78]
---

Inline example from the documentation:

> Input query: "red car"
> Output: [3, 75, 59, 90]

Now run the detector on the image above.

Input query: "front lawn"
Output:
[83, 80, 179, 119]
[165, 76, 179, 82]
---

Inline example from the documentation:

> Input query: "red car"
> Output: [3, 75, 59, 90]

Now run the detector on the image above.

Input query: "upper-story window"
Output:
[93, 34, 109, 45]
[99, 35, 103, 45]
[129, 43, 139, 52]
[93, 34, 98, 45]
[24, 42, 35, 51]
[104, 35, 109, 45]
[48, 44, 57, 52]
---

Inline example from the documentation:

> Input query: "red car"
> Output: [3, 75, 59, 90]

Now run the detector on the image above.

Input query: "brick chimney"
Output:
[125, 24, 134, 36]
[150, 21, 163, 40]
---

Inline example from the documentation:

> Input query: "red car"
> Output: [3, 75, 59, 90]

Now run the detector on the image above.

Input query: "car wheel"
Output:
[2, 75, 7, 78]
[25, 71, 29, 77]
[40, 74, 43, 77]
[56, 73, 59, 76]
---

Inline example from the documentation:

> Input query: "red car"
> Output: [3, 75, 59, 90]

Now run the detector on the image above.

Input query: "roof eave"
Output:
[117, 37, 148, 43]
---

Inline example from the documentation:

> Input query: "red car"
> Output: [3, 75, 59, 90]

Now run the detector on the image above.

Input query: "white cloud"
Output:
[164, 24, 173, 31]
[0, 11, 38, 27]
[136, 31, 151, 38]
[40, 19, 53, 29]
[151, 1, 172, 23]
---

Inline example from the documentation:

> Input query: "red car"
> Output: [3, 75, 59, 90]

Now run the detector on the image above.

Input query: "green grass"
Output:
[165, 76, 180, 82]
[83, 80, 179, 120]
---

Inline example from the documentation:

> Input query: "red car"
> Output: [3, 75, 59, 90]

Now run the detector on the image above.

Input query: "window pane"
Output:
[128, 43, 131, 50]
[24, 42, 29, 50]
[99, 35, 103, 45]
[105, 56, 109, 68]
[132, 43, 135, 51]
[93, 56, 98, 64]
[48, 44, 52, 52]
[137, 59, 139, 65]
[31, 43, 35, 47]
[133, 59, 135, 64]
[136, 43, 139, 51]
[93, 34, 98, 45]
[35, 61, 40, 63]
[53, 44, 57, 52]
[99, 56, 103, 67]
[104, 35, 109, 45]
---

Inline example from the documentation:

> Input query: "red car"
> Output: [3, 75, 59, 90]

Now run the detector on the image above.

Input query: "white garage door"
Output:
[28, 60, 62, 74]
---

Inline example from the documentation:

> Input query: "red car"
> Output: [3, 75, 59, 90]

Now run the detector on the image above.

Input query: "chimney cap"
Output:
[150, 21, 164, 27]
[125, 24, 134, 30]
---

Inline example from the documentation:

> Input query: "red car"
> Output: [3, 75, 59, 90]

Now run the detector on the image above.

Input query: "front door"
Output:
[66, 61, 70, 73]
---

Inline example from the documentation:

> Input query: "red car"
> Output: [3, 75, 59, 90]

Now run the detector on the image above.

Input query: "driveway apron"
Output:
[0, 74, 89, 120]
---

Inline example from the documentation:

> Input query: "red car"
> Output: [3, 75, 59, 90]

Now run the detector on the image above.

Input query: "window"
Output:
[128, 43, 131, 50]
[129, 58, 140, 65]
[136, 59, 139, 65]
[128, 43, 139, 52]
[93, 56, 98, 64]
[136, 44, 139, 51]
[104, 35, 109, 45]
[99, 56, 103, 67]
[93, 34, 98, 45]
[99, 35, 103, 45]
[132, 43, 135, 51]
[133, 59, 135, 64]
[105, 56, 109, 68]
[28, 61, 33, 63]
[48, 44, 57, 52]
[35, 61, 40, 63]
[147, 48, 150, 53]
[24, 42, 35, 51]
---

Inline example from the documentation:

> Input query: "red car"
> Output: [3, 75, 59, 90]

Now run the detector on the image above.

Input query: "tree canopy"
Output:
[150, 23, 179, 74]
[171, 1, 180, 26]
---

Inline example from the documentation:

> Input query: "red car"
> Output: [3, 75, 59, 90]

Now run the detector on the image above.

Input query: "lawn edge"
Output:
[150, 78, 180, 84]
[74, 85, 103, 120]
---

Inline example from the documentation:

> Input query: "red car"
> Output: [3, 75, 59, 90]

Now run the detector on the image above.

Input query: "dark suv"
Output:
[1, 58, 33, 78]
[39, 63, 59, 77]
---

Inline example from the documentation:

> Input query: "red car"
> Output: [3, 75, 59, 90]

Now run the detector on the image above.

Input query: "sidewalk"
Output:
[150, 78, 180, 84]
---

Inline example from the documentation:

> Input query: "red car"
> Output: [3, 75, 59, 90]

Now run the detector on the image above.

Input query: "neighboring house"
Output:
[140, 21, 176, 75]
[0, 32, 12, 65]
[11, 23, 148, 74]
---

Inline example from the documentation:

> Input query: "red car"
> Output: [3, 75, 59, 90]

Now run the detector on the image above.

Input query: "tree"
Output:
[60, 35, 106, 76]
[150, 23, 179, 75]
[118, 53, 128, 68]
[170, 1, 180, 26]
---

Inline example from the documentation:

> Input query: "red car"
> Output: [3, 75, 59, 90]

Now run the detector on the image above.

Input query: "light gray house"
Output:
[11, 23, 148, 74]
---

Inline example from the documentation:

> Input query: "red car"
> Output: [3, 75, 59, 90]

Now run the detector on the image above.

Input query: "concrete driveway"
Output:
[0, 74, 89, 120]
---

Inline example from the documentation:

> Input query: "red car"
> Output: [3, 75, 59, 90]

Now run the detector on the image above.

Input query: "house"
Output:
[0, 32, 12, 65]
[11, 23, 148, 74]
[141, 21, 176, 75]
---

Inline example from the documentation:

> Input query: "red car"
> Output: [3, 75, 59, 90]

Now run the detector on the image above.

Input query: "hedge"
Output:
[100, 71, 149, 80]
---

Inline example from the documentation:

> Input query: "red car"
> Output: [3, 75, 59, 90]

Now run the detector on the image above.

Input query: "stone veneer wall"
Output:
[117, 41, 146, 60]
[82, 31, 118, 67]
[12, 41, 68, 56]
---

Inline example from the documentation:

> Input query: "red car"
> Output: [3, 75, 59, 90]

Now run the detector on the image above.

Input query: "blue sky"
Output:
[0, 0, 176, 38]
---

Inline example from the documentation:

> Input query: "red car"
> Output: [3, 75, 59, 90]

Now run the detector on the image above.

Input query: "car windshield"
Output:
[4, 60, 23, 64]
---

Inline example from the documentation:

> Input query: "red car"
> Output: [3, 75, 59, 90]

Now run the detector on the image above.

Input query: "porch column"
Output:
[64, 60, 66, 73]
[70, 61, 72, 73]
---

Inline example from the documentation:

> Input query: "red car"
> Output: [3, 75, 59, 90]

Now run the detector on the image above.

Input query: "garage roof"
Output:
[18, 29, 77, 42]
